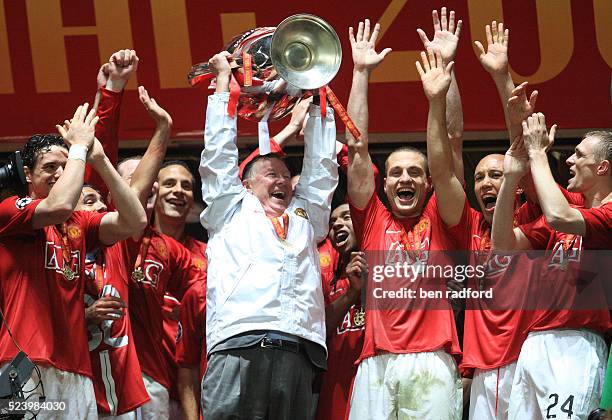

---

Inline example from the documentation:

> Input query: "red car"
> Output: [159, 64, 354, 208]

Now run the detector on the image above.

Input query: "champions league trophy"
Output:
[187, 14, 343, 123]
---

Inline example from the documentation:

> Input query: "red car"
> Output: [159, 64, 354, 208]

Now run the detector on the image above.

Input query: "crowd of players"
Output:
[0, 7, 611, 420]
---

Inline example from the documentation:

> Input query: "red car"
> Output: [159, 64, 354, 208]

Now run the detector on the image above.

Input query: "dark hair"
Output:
[584, 131, 612, 165]
[384, 146, 429, 177]
[21, 134, 67, 169]
[242, 153, 285, 180]
[159, 160, 196, 184]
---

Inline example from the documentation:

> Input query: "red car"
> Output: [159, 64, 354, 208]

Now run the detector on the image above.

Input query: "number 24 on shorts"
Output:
[546, 393, 574, 419]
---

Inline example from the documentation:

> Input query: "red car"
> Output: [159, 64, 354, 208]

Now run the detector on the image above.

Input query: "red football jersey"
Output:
[161, 293, 181, 400]
[518, 203, 612, 333]
[349, 192, 462, 362]
[176, 237, 208, 378]
[84, 245, 149, 415]
[124, 227, 203, 389]
[0, 196, 104, 377]
[316, 268, 365, 420]
[318, 238, 340, 281]
[458, 205, 537, 376]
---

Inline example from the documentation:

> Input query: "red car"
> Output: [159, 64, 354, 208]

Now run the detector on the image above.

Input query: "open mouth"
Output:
[271, 191, 286, 201]
[334, 230, 349, 246]
[167, 198, 186, 207]
[396, 187, 415, 202]
[482, 194, 497, 211]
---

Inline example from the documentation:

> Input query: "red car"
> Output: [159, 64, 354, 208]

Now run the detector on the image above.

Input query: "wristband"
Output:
[68, 144, 88, 163]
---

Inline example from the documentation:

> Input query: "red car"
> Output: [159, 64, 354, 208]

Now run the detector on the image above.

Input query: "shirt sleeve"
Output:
[199, 93, 247, 233]
[518, 215, 554, 250]
[577, 204, 612, 249]
[348, 190, 386, 250]
[293, 105, 339, 243]
[0, 196, 42, 236]
[86, 88, 123, 195]
[168, 241, 206, 301]
[176, 281, 205, 367]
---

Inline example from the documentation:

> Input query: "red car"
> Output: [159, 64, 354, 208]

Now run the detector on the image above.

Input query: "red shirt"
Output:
[124, 227, 203, 389]
[87, 87, 122, 196]
[161, 293, 181, 400]
[84, 245, 149, 415]
[176, 237, 208, 378]
[318, 237, 340, 280]
[349, 192, 463, 362]
[316, 267, 365, 420]
[458, 204, 539, 376]
[518, 203, 612, 333]
[0, 196, 104, 377]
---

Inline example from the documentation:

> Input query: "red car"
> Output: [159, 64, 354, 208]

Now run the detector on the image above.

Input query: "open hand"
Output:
[416, 48, 454, 101]
[475, 22, 509, 76]
[522, 113, 557, 156]
[507, 82, 538, 126]
[139, 86, 173, 127]
[56, 103, 98, 151]
[417, 7, 462, 63]
[349, 19, 392, 73]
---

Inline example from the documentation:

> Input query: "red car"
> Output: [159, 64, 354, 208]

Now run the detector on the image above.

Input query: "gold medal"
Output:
[131, 267, 145, 282]
[353, 307, 365, 327]
[62, 266, 75, 281]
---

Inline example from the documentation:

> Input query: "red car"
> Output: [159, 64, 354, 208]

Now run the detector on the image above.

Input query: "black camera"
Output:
[0, 152, 27, 197]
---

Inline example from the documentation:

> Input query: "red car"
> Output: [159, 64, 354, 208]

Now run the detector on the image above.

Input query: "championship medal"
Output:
[62, 266, 75, 281]
[131, 267, 145, 282]
[353, 307, 365, 327]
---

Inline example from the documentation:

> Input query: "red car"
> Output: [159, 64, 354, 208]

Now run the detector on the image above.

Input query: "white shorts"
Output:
[508, 329, 607, 420]
[135, 373, 169, 420]
[99, 410, 136, 419]
[0, 363, 97, 419]
[469, 362, 517, 420]
[348, 351, 462, 420]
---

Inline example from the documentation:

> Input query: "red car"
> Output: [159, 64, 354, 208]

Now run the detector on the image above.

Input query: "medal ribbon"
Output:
[57, 223, 78, 277]
[132, 231, 153, 282]
[269, 213, 289, 241]
[399, 224, 423, 261]
[94, 259, 106, 297]
[242, 52, 253, 87]
[325, 86, 362, 141]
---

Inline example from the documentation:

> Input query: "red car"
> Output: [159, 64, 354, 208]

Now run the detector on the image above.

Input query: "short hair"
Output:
[81, 183, 101, 194]
[159, 160, 195, 184]
[384, 146, 429, 176]
[21, 134, 67, 169]
[584, 131, 612, 164]
[241, 153, 285, 180]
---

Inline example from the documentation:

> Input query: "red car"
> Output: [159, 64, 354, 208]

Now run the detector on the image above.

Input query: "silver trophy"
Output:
[188, 14, 342, 122]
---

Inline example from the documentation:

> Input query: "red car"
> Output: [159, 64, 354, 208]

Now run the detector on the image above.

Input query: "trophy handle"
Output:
[187, 58, 246, 87]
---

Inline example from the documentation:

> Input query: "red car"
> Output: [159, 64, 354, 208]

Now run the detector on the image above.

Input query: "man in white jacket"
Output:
[199, 51, 338, 419]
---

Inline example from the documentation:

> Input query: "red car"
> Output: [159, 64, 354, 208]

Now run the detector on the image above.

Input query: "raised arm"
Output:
[129, 86, 173, 209]
[85, 138, 147, 244]
[199, 52, 246, 231]
[346, 19, 391, 208]
[31, 104, 97, 229]
[293, 99, 338, 243]
[521, 113, 585, 234]
[417, 7, 464, 183]
[491, 137, 532, 250]
[475, 22, 538, 143]
[417, 48, 465, 227]
[87, 50, 139, 193]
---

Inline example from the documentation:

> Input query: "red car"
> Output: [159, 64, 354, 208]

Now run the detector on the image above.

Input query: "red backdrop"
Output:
[0, 0, 611, 146]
